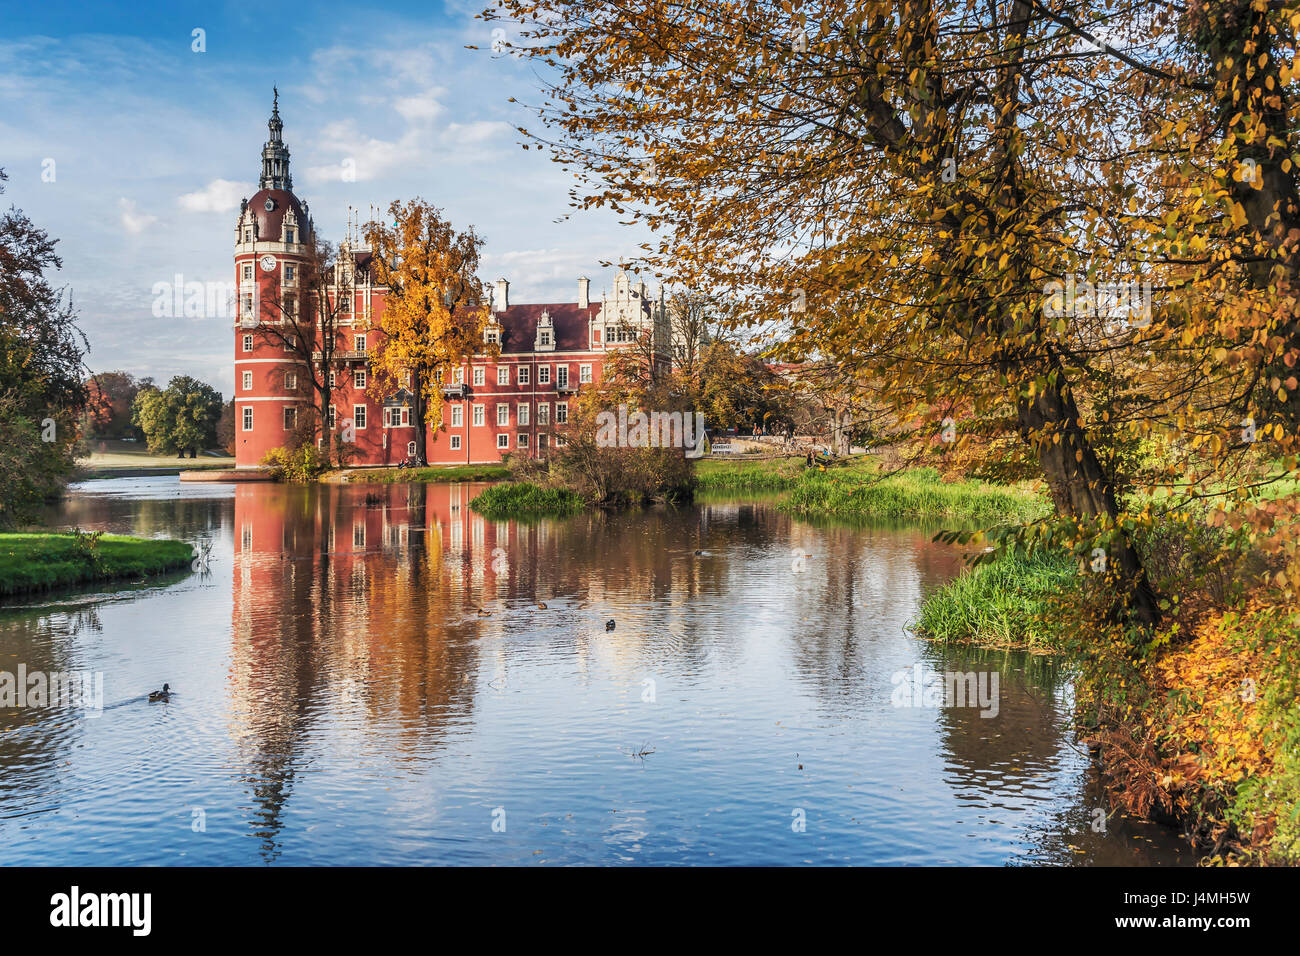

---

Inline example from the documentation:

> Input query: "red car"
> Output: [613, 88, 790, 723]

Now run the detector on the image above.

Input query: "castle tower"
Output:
[234, 90, 314, 468]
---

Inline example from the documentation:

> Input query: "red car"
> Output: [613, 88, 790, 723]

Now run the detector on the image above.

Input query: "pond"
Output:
[0, 477, 1191, 865]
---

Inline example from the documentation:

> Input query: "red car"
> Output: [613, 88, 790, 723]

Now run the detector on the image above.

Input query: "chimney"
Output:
[577, 276, 590, 309]
[495, 278, 509, 313]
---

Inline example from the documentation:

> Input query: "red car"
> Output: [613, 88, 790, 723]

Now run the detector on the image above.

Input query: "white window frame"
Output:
[517, 433, 528, 448]
[497, 366, 510, 386]
[354, 368, 366, 389]
[579, 364, 592, 383]
[285, 371, 296, 390]
[517, 366, 530, 385]
[556, 366, 569, 388]
[538, 366, 550, 385]
[242, 407, 254, 431]
[472, 366, 485, 386]
[538, 403, 549, 425]
[496, 403, 509, 426]
[450, 405, 463, 426]
[354, 404, 367, 429]
[497, 433, 510, 449]
[556, 402, 568, 423]
[473, 404, 484, 426]
[450, 435, 462, 450]
[517, 403, 529, 426]
[242, 334, 253, 353]
[243, 371, 253, 391]
[283, 406, 296, 431]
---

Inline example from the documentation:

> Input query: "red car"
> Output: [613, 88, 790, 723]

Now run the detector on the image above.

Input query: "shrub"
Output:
[263, 444, 329, 481]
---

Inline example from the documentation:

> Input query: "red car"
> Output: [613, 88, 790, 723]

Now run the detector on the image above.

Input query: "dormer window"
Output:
[286, 228, 296, 244]
[485, 327, 499, 345]
[244, 228, 252, 242]
[539, 330, 551, 346]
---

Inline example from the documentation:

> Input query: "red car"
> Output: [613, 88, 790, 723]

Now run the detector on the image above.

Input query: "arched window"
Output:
[407, 441, 416, 457]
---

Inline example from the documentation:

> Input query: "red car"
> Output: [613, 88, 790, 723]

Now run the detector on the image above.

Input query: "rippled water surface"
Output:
[0, 477, 1190, 865]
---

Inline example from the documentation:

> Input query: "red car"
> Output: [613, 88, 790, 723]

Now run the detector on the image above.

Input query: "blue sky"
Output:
[0, 0, 652, 395]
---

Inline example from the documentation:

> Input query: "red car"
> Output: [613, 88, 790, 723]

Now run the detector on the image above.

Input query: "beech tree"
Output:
[363, 200, 495, 466]
[483, 0, 1300, 625]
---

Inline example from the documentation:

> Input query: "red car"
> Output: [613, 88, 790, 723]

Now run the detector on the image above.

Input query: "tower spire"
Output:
[259, 88, 292, 190]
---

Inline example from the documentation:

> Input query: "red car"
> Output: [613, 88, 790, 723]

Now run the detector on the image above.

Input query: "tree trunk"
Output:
[411, 369, 428, 466]
[1016, 360, 1161, 627]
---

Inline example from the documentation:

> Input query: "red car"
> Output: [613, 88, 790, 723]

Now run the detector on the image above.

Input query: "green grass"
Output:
[350, 463, 511, 483]
[0, 532, 194, 597]
[468, 482, 586, 519]
[914, 550, 1079, 650]
[784, 466, 1048, 523]
[694, 456, 811, 493]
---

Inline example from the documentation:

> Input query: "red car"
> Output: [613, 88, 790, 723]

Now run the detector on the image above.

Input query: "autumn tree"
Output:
[483, 0, 1300, 627]
[363, 200, 495, 466]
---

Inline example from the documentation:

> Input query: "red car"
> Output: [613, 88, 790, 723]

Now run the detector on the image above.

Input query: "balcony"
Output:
[441, 383, 468, 399]
[556, 382, 578, 394]
[312, 349, 369, 362]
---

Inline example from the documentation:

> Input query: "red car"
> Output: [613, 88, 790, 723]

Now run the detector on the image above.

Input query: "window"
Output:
[556, 402, 568, 424]
[384, 407, 410, 427]
[451, 366, 463, 385]
[538, 403, 549, 425]
[408, 441, 417, 456]
[328, 406, 337, 429]
[497, 404, 509, 426]
[355, 335, 367, 354]
[285, 371, 296, 390]
[538, 366, 550, 385]
[242, 371, 253, 391]
[285, 264, 295, 281]
[517, 403, 529, 426]
[579, 364, 592, 383]
[539, 330, 551, 346]
[517, 366, 530, 385]
[497, 434, 510, 449]
[472, 404, 484, 426]
[244, 228, 252, 242]
[498, 366, 510, 385]
[518, 434, 529, 448]
[284, 335, 295, 352]
[354, 368, 366, 389]
[555, 435, 567, 447]
[472, 366, 485, 386]
[451, 405, 463, 426]
[284, 406, 296, 430]
[329, 370, 337, 388]
[556, 366, 569, 388]
[485, 327, 499, 344]
[354, 405, 367, 429]
[286, 229, 296, 244]
[538, 434, 548, 449]
[243, 264, 253, 280]
[242, 407, 253, 431]
[450, 435, 462, 450]
[243, 334, 253, 352]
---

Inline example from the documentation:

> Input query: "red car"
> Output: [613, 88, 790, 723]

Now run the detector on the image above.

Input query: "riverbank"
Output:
[916, 540, 1299, 864]
[345, 463, 510, 484]
[468, 482, 585, 519]
[697, 457, 1047, 523]
[0, 532, 194, 597]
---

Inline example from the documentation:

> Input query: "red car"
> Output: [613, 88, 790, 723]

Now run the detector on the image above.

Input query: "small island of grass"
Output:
[0, 532, 194, 597]
[468, 482, 586, 520]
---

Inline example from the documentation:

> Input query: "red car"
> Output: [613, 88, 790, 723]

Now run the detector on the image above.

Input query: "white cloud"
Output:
[179, 178, 254, 213]
[118, 198, 157, 234]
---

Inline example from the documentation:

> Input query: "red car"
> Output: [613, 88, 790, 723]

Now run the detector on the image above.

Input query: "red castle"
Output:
[233, 93, 671, 469]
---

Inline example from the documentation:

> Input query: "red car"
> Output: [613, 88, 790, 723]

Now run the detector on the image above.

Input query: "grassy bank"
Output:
[0, 532, 194, 597]
[469, 482, 585, 519]
[696, 457, 1048, 524]
[917, 532, 1299, 863]
[914, 550, 1077, 650]
[785, 466, 1047, 523]
[349, 463, 510, 483]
